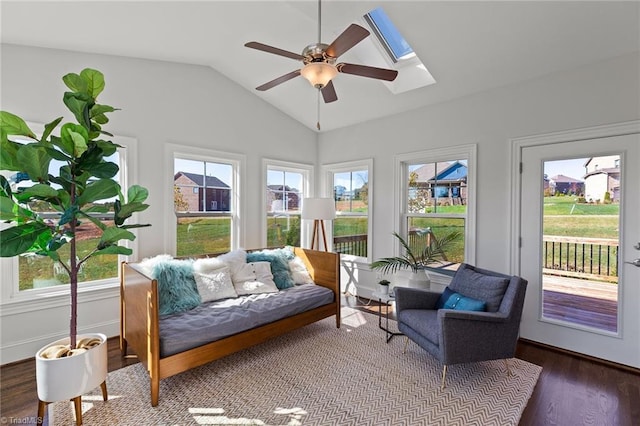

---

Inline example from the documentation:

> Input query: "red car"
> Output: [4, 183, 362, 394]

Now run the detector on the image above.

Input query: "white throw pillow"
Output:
[218, 249, 247, 281]
[137, 254, 174, 277]
[232, 262, 279, 295]
[193, 267, 237, 302]
[193, 257, 227, 274]
[289, 256, 314, 285]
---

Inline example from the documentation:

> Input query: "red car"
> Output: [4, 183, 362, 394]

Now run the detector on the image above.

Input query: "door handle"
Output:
[634, 242, 640, 250]
[625, 258, 640, 267]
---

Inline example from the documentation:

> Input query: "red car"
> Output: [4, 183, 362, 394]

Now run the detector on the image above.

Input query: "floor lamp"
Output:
[302, 198, 335, 251]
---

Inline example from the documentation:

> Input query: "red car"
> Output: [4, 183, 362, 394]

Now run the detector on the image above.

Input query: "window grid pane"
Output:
[408, 161, 467, 214]
[17, 152, 121, 291]
[176, 216, 231, 256]
[405, 158, 469, 266]
[267, 169, 304, 247]
[406, 216, 466, 265]
[332, 167, 369, 258]
[175, 158, 235, 256]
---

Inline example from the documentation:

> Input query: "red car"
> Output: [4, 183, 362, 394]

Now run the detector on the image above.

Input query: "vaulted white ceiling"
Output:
[2, 1, 639, 132]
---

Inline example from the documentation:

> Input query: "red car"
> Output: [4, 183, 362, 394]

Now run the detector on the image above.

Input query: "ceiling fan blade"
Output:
[321, 80, 338, 103]
[245, 41, 305, 61]
[337, 63, 398, 82]
[325, 24, 370, 58]
[256, 70, 301, 91]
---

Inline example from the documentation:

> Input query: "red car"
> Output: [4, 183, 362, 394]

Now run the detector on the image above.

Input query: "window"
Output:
[396, 145, 476, 269]
[323, 159, 373, 261]
[174, 155, 239, 257]
[364, 7, 415, 62]
[1, 127, 137, 294]
[361, 7, 435, 94]
[264, 160, 312, 248]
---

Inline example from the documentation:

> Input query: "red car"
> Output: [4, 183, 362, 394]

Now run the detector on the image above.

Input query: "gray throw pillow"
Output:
[449, 264, 510, 312]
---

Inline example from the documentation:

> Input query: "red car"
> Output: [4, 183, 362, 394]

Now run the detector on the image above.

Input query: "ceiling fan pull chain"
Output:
[316, 89, 321, 131]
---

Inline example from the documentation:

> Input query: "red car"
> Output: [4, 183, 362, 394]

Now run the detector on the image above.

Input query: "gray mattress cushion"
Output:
[159, 284, 334, 357]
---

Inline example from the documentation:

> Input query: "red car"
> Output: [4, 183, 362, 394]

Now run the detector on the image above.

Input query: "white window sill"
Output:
[0, 280, 120, 316]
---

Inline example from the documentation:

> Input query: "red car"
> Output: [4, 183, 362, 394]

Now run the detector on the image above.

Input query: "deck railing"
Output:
[543, 235, 618, 281]
[334, 234, 368, 257]
[333, 230, 434, 259]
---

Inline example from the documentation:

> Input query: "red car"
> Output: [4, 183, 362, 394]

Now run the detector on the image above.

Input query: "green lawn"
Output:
[19, 240, 118, 291]
[543, 196, 619, 239]
[543, 195, 619, 215]
[407, 217, 465, 263]
[176, 217, 231, 256]
[267, 216, 300, 247]
[542, 196, 619, 278]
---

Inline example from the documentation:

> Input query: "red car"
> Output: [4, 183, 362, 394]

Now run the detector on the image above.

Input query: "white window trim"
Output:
[322, 158, 373, 263]
[393, 144, 477, 264]
[262, 159, 314, 248]
[0, 124, 140, 313]
[166, 143, 246, 253]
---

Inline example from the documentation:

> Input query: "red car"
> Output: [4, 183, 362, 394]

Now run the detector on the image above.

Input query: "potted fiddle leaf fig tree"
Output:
[0, 68, 150, 414]
[370, 230, 460, 289]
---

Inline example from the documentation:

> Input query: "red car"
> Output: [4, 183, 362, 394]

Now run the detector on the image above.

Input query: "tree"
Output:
[0, 69, 150, 352]
[174, 185, 189, 211]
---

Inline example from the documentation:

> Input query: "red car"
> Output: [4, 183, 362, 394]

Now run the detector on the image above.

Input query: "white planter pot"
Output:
[377, 284, 390, 295]
[407, 270, 431, 290]
[35, 333, 108, 402]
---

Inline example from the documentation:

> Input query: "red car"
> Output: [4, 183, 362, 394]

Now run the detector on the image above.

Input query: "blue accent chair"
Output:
[394, 263, 528, 389]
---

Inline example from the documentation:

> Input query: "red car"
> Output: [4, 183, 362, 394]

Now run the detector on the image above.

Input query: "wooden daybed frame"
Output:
[119, 247, 340, 406]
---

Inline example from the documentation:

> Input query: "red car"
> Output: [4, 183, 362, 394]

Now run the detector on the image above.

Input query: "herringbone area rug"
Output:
[51, 309, 541, 425]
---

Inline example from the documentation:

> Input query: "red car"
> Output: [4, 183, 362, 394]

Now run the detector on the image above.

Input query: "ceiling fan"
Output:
[244, 0, 398, 104]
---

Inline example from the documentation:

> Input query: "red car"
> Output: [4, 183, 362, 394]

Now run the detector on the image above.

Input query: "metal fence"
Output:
[543, 235, 618, 281]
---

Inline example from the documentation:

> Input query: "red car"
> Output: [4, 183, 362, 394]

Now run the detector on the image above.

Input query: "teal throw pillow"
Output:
[246, 248, 295, 290]
[152, 258, 201, 316]
[436, 287, 486, 312]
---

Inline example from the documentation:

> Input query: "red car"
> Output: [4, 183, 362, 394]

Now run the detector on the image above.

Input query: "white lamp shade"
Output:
[300, 63, 338, 88]
[302, 198, 336, 220]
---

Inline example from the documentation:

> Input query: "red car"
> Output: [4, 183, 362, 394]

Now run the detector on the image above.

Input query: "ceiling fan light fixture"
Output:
[300, 62, 338, 89]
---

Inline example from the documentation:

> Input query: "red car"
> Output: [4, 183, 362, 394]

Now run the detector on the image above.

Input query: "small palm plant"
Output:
[370, 230, 461, 274]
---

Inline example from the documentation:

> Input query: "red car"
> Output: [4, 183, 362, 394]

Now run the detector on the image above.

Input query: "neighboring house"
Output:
[174, 171, 230, 212]
[548, 174, 584, 195]
[410, 161, 468, 205]
[267, 185, 300, 212]
[583, 156, 620, 202]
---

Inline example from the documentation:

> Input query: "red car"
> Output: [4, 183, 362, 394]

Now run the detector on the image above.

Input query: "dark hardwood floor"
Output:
[1, 295, 638, 425]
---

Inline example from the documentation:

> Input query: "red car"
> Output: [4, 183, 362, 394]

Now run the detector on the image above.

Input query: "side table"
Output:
[372, 291, 403, 343]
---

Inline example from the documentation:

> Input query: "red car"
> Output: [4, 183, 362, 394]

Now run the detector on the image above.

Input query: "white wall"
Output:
[319, 52, 640, 295]
[0, 44, 317, 363]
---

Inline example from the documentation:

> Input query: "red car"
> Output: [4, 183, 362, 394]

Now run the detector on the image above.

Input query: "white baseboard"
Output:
[1, 320, 119, 365]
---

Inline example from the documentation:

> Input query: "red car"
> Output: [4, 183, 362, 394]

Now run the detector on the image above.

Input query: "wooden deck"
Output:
[542, 275, 618, 332]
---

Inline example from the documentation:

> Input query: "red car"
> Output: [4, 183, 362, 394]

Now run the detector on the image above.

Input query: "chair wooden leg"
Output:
[37, 400, 48, 425]
[100, 380, 108, 401]
[72, 396, 82, 425]
[441, 365, 447, 390]
[504, 358, 513, 376]
[402, 336, 409, 354]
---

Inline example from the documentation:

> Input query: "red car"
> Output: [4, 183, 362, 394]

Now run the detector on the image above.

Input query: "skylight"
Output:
[364, 7, 415, 63]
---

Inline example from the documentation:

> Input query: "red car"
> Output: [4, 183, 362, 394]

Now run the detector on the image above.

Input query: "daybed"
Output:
[120, 247, 340, 406]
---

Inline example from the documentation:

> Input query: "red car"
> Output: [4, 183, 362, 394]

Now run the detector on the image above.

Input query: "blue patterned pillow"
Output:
[436, 287, 486, 312]
[246, 248, 295, 290]
[152, 258, 201, 316]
